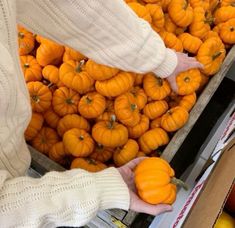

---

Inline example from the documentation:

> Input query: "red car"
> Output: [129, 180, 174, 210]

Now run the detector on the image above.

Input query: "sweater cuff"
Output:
[153, 48, 178, 78]
[95, 168, 130, 211]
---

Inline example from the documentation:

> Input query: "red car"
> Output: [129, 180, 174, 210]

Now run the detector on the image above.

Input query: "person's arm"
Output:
[16, 0, 177, 78]
[0, 168, 129, 227]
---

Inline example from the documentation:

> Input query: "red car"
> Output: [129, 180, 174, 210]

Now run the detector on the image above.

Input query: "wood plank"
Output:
[161, 45, 235, 162]
[122, 211, 138, 226]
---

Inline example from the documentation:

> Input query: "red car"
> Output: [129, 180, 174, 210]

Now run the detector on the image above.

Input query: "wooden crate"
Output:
[29, 45, 235, 227]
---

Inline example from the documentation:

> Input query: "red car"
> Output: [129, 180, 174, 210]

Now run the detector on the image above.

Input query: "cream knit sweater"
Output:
[0, 0, 177, 227]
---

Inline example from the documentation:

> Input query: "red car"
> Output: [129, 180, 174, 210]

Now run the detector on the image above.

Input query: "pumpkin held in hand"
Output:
[134, 157, 187, 204]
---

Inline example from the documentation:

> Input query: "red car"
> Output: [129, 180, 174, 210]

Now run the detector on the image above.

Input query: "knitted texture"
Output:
[0, 0, 177, 226]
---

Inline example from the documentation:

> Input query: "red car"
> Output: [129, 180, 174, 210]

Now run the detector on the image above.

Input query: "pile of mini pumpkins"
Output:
[19, 0, 235, 172]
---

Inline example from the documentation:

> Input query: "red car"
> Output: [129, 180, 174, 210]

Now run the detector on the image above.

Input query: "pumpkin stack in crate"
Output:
[18, 0, 235, 172]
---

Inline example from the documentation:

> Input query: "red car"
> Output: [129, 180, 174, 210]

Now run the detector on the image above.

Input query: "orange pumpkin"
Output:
[178, 33, 203, 54]
[31, 127, 59, 154]
[161, 106, 189, 132]
[146, 4, 164, 32]
[134, 74, 145, 86]
[164, 14, 178, 33]
[197, 37, 226, 76]
[128, 115, 150, 138]
[168, 0, 194, 27]
[202, 31, 220, 41]
[25, 113, 44, 141]
[179, 93, 197, 111]
[143, 100, 169, 120]
[43, 108, 60, 129]
[18, 26, 35, 56]
[130, 87, 147, 110]
[70, 158, 107, 172]
[79, 92, 106, 119]
[63, 47, 85, 62]
[214, 6, 235, 24]
[150, 117, 162, 129]
[219, 18, 235, 44]
[36, 38, 64, 66]
[92, 115, 128, 148]
[59, 60, 94, 94]
[95, 72, 134, 97]
[143, 74, 171, 100]
[138, 128, 169, 154]
[189, 7, 212, 40]
[189, 0, 210, 10]
[114, 92, 140, 127]
[42, 65, 63, 87]
[197, 73, 209, 92]
[221, 0, 235, 6]
[160, 0, 172, 12]
[27, 81, 52, 113]
[57, 114, 90, 137]
[135, 157, 186, 204]
[85, 59, 119, 81]
[128, 2, 152, 23]
[49, 142, 69, 165]
[63, 128, 94, 157]
[90, 144, 113, 163]
[20, 55, 42, 82]
[176, 69, 201, 95]
[113, 139, 139, 167]
[159, 31, 183, 52]
[52, 87, 80, 117]
[96, 99, 115, 122]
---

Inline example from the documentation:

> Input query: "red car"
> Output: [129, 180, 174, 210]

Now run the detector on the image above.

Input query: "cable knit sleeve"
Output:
[0, 168, 129, 227]
[16, 0, 177, 77]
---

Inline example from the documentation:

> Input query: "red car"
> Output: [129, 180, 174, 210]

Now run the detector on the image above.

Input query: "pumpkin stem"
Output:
[24, 63, 30, 69]
[230, 27, 235, 32]
[97, 143, 104, 150]
[212, 51, 222, 60]
[204, 18, 214, 25]
[130, 103, 138, 111]
[107, 114, 116, 129]
[183, 0, 188, 10]
[75, 60, 85, 73]
[31, 95, 40, 103]
[86, 158, 97, 165]
[18, 32, 25, 39]
[184, 76, 190, 83]
[171, 177, 188, 190]
[47, 82, 54, 88]
[86, 96, 92, 104]
[66, 98, 74, 105]
[156, 77, 163, 87]
[79, 135, 84, 141]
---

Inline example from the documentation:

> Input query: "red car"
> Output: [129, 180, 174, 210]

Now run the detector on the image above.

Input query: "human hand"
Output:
[166, 52, 203, 92]
[118, 157, 172, 216]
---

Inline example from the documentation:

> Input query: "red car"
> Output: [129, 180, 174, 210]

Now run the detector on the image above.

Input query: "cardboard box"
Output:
[183, 138, 235, 228]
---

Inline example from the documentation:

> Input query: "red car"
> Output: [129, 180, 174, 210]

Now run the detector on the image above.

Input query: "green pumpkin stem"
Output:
[86, 158, 97, 165]
[66, 98, 74, 105]
[18, 32, 25, 39]
[79, 135, 84, 141]
[156, 77, 163, 87]
[212, 51, 222, 60]
[130, 103, 137, 111]
[86, 96, 92, 104]
[107, 114, 116, 129]
[24, 63, 30, 69]
[171, 177, 188, 190]
[31, 95, 40, 103]
[75, 60, 85, 73]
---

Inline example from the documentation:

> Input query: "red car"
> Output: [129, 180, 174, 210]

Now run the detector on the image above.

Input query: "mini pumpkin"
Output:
[134, 74, 144, 86]
[168, 0, 194, 27]
[143, 74, 171, 100]
[114, 92, 140, 127]
[189, 0, 209, 10]
[128, 2, 152, 23]
[202, 31, 220, 41]
[18, 26, 35, 56]
[197, 73, 209, 92]
[138, 128, 169, 154]
[25, 113, 44, 141]
[146, 4, 164, 31]
[197, 37, 226, 75]
[63, 128, 94, 157]
[150, 117, 162, 129]
[128, 115, 150, 138]
[70, 158, 107, 172]
[164, 14, 177, 33]
[221, 0, 235, 6]
[159, 31, 183, 52]
[42, 65, 63, 87]
[90, 144, 113, 163]
[189, 7, 212, 40]
[219, 18, 235, 44]
[31, 127, 59, 154]
[179, 93, 197, 111]
[59, 60, 94, 94]
[214, 6, 235, 24]
[86, 59, 119, 81]
[95, 72, 135, 97]
[63, 47, 85, 62]
[113, 139, 139, 167]
[20, 55, 42, 82]
[27, 81, 52, 113]
[36, 38, 64, 66]
[96, 99, 115, 122]
[52, 87, 80, 116]
[160, 0, 172, 12]
[43, 108, 60, 129]
[134, 157, 187, 204]
[92, 115, 128, 148]
[130, 87, 147, 110]
[176, 69, 201, 95]
[49, 142, 69, 166]
[57, 114, 90, 137]
[161, 106, 189, 132]
[178, 33, 203, 54]
[79, 92, 106, 119]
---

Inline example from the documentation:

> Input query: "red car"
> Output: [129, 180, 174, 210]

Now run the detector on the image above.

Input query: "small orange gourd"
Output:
[90, 144, 113, 163]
